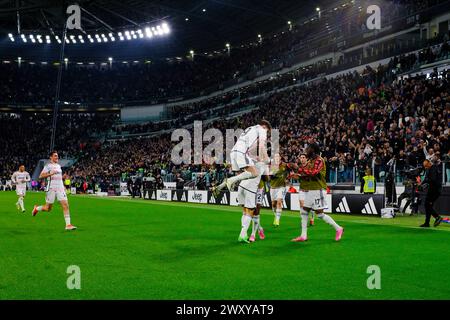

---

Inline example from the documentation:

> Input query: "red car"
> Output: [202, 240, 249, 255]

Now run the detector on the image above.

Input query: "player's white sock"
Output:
[19, 197, 24, 211]
[227, 171, 254, 187]
[240, 214, 252, 238]
[251, 216, 259, 237]
[300, 207, 309, 238]
[257, 215, 263, 231]
[276, 208, 282, 221]
[64, 214, 71, 226]
[317, 213, 341, 231]
[37, 206, 43, 211]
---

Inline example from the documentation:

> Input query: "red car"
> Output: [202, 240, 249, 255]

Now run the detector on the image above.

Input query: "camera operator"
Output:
[397, 167, 421, 215]
[420, 159, 443, 228]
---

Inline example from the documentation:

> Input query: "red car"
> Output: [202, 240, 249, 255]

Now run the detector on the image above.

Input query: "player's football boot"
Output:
[249, 235, 256, 242]
[16, 202, 20, 211]
[22, 209, 26, 213]
[258, 228, 265, 240]
[32, 205, 39, 216]
[238, 235, 250, 243]
[291, 236, 307, 242]
[65, 224, 77, 231]
[434, 216, 443, 227]
[273, 217, 279, 227]
[335, 228, 344, 241]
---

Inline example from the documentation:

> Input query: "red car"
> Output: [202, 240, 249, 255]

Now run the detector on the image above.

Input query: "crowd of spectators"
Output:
[72, 62, 449, 188]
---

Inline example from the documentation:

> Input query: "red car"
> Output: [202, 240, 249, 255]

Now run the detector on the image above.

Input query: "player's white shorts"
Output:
[303, 190, 327, 210]
[237, 185, 257, 209]
[298, 190, 306, 202]
[270, 187, 286, 201]
[16, 186, 26, 197]
[256, 188, 264, 205]
[46, 190, 68, 204]
[230, 151, 254, 171]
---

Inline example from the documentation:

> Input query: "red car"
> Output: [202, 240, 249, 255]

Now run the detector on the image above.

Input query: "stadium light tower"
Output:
[108, 57, 113, 68]
[17, 56, 22, 68]
[287, 20, 292, 31]
[225, 43, 230, 55]
[189, 50, 195, 60]
[316, 7, 321, 19]
[64, 57, 68, 70]
[258, 34, 262, 44]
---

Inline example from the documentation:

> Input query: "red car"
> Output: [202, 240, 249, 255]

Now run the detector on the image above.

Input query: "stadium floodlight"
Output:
[8, 33, 13, 38]
[96, 37, 102, 43]
[111, 37, 116, 41]
[202, 8, 206, 12]
[95, 34, 100, 38]
[316, 7, 320, 11]
[108, 57, 113, 62]
[185, 18, 189, 21]
[225, 43, 230, 48]
[37, 35, 43, 43]
[162, 23, 170, 34]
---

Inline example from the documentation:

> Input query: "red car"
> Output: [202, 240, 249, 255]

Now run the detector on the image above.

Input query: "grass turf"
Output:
[0, 191, 449, 300]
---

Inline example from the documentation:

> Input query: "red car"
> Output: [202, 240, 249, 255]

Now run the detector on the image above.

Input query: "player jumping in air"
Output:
[237, 162, 267, 243]
[212, 120, 271, 197]
[269, 153, 289, 227]
[290, 143, 344, 242]
[32, 151, 77, 231]
[11, 165, 31, 213]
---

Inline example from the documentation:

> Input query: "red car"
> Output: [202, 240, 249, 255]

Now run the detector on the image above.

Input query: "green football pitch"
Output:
[0, 191, 449, 300]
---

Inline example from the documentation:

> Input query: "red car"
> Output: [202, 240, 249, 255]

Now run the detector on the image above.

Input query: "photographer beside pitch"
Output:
[419, 158, 443, 228]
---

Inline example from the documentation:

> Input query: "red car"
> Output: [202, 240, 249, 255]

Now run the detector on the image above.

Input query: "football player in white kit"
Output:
[11, 165, 31, 213]
[32, 151, 77, 230]
[213, 120, 271, 197]
[237, 162, 268, 243]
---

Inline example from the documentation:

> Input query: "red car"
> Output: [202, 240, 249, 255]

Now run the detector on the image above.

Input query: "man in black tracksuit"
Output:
[420, 159, 443, 228]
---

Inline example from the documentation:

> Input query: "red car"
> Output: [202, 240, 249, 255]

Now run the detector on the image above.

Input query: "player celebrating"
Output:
[237, 162, 267, 243]
[32, 151, 77, 231]
[11, 165, 31, 213]
[249, 173, 269, 242]
[298, 153, 315, 226]
[212, 120, 271, 197]
[269, 153, 289, 227]
[291, 143, 344, 242]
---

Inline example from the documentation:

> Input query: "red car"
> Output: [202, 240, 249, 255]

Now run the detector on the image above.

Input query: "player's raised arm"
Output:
[297, 157, 324, 177]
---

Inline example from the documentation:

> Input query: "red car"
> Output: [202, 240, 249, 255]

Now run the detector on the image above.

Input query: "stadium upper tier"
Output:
[1, 0, 449, 107]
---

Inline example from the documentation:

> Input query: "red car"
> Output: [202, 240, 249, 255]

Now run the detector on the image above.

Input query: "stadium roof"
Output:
[0, 0, 333, 59]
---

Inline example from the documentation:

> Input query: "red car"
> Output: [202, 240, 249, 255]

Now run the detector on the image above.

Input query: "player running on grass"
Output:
[11, 165, 31, 213]
[237, 162, 267, 243]
[32, 151, 77, 231]
[212, 120, 271, 197]
[290, 143, 343, 242]
[269, 153, 289, 227]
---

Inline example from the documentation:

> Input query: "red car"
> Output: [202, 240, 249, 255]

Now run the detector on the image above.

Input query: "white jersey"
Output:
[232, 125, 268, 157]
[42, 162, 65, 192]
[11, 171, 31, 187]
